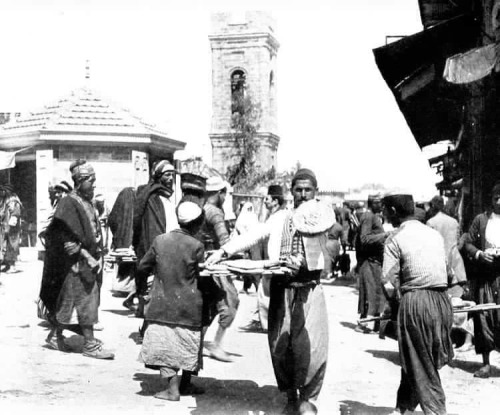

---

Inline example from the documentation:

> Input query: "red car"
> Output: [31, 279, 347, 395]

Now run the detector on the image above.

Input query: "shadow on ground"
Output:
[339, 400, 423, 415]
[364, 349, 400, 366]
[101, 308, 135, 316]
[449, 358, 500, 377]
[133, 373, 284, 414]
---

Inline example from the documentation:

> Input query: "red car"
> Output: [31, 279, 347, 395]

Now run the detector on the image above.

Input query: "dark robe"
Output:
[39, 193, 102, 325]
[396, 289, 453, 414]
[109, 187, 135, 249]
[132, 183, 174, 295]
[356, 210, 386, 317]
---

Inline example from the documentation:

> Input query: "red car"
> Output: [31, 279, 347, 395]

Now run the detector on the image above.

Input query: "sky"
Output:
[0, 0, 442, 199]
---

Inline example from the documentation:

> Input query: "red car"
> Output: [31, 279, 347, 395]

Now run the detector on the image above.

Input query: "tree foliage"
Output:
[226, 93, 276, 193]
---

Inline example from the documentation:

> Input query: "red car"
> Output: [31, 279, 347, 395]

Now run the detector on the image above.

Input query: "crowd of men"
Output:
[3, 158, 500, 415]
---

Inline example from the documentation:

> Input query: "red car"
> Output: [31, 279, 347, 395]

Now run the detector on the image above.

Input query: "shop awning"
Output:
[373, 13, 480, 148]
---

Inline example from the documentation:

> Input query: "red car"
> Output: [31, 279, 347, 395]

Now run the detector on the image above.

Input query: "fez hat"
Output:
[292, 168, 317, 188]
[181, 173, 207, 193]
[268, 184, 283, 197]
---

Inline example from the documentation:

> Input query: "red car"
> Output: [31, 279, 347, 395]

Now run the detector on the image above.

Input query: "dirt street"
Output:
[0, 249, 499, 415]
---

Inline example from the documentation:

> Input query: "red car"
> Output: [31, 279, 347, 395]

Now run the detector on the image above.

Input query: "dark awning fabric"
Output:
[418, 0, 476, 29]
[373, 13, 480, 148]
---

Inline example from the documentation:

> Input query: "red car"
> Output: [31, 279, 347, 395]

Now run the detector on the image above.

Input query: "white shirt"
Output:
[160, 195, 179, 233]
[485, 212, 500, 249]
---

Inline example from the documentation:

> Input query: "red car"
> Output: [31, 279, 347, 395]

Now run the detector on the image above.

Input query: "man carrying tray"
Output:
[206, 169, 334, 415]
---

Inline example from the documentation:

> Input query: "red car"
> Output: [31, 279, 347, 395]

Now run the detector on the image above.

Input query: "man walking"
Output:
[207, 169, 334, 414]
[356, 193, 389, 333]
[200, 176, 239, 362]
[382, 193, 453, 415]
[39, 160, 114, 359]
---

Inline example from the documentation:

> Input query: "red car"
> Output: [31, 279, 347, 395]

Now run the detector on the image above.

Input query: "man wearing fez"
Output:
[207, 169, 333, 415]
[463, 183, 500, 378]
[39, 159, 114, 359]
[382, 193, 453, 415]
[133, 160, 179, 312]
[355, 193, 389, 333]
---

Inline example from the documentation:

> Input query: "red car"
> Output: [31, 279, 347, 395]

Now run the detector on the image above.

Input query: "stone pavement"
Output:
[0, 249, 499, 414]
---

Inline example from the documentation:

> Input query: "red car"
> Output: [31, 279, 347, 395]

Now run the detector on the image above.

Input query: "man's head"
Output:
[367, 193, 383, 213]
[205, 176, 227, 207]
[177, 201, 204, 234]
[291, 168, 317, 208]
[383, 193, 415, 227]
[53, 180, 72, 203]
[491, 183, 500, 214]
[181, 173, 206, 204]
[153, 160, 176, 193]
[70, 160, 96, 201]
[428, 195, 444, 217]
[265, 184, 285, 212]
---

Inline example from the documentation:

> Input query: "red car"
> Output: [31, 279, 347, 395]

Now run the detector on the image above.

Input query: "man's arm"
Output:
[381, 236, 400, 299]
[205, 221, 272, 265]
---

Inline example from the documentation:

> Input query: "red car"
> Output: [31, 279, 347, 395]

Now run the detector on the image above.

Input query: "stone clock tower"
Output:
[209, 11, 280, 176]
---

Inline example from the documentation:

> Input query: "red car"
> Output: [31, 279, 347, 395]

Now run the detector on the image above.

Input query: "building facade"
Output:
[0, 87, 185, 244]
[209, 11, 280, 176]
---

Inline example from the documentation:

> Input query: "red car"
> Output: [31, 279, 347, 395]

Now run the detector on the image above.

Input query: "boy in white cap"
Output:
[138, 201, 206, 400]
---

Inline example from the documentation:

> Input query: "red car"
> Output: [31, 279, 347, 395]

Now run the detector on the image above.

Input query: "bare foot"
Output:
[474, 365, 491, 378]
[154, 389, 180, 401]
[454, 343, 474, 353]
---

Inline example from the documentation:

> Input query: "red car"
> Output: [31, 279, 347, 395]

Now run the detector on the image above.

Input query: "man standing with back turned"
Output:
[382, 192, 453, 415]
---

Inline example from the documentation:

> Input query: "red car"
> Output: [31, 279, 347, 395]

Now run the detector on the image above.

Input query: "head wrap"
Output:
[70, 159, 95, 182]
[153, 160, 176, 180]
[268, 184, 283, 197]
[177, 201, 203, 225]
[54, 180, 73, 193]
[368, 193, 382, 202]
[206, 176, 227, 192]
[292, 168, 317, 188]
[181, 173, 206, 193]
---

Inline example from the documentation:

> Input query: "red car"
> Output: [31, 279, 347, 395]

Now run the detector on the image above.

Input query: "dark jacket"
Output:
[137, 229, 205, 328]
[356, 210, 386, 263]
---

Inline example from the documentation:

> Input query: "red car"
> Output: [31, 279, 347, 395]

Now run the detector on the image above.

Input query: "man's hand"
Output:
[205, 248, 225, 266]
[478, 250, 495, 264]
